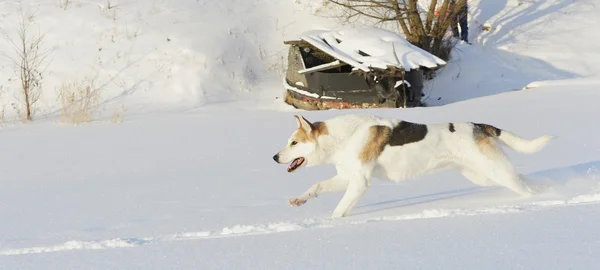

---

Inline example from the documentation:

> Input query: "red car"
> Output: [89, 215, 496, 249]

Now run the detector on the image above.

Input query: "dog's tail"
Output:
[497, 132, 553, 154]
[474, 123, 553, 154]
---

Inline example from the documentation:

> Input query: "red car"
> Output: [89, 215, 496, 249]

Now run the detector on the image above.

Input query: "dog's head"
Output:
[272, 115, 328, 173]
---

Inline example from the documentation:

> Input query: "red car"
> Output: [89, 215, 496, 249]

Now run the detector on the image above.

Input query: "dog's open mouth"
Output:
[287, 157, 305, 173]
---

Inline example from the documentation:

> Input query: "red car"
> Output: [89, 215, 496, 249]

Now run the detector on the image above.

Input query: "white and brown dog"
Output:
[273, 114, 553, 218]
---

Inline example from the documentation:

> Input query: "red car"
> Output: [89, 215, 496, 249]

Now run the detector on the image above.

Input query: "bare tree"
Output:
[328, 0, 467, 59]
[2, 8, 50, 121]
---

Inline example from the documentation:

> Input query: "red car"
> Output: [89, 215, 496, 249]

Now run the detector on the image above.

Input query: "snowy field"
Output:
[3, 84, 600, 269]
[2, 0, 600, 269]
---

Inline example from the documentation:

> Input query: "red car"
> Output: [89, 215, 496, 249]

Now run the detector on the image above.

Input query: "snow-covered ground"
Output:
[3, 86, 600, 269]
[0, 0, 332, 117]
[2, 0, 600, 269]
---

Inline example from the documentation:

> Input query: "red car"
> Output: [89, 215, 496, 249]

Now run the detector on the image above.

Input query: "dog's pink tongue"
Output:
[287, 158, 301, 172]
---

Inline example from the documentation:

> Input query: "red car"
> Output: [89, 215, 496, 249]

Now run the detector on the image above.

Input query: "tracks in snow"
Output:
[3, 191, 600, 256]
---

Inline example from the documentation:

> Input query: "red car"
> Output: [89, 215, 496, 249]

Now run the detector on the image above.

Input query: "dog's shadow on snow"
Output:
[353, 186, 489, 215]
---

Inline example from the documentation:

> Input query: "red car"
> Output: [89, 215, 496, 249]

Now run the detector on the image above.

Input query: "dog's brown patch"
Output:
[312, 121, 329, 137]
[293, 128, 311, 143]
[292, 121, 329, 143]
[359, 125, 392, 164]
[472, 123, 501, 153]
[473, 123, 501, 137]
[476, 137, 497, 153]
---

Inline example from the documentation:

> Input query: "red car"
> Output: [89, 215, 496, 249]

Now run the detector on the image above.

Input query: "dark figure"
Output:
[451, 1, 469, 43]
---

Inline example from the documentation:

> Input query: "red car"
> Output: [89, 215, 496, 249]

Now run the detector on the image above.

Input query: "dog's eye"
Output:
[291, 141, 298, 146]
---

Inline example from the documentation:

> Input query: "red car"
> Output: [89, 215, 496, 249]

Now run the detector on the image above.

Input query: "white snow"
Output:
[297, 27, 447, 71]
[2, 85, 600, 268]
[420, 0, 600, 106]
[2, 0, 600, 269]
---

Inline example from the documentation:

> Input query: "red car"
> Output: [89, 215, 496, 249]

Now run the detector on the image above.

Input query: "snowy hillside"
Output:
[0, 0, 332, 118]
[2, 0, 600, 269]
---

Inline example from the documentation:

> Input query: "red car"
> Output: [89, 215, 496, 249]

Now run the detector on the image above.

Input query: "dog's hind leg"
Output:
[486, 167, 533, 196]
[472, 152, 534, 196]
[460, 168, 497, 187]
[471, 130, 535, 196]
[289, 175, 348, 207]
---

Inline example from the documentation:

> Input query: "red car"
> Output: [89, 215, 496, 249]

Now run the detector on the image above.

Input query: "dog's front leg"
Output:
[289, 176, 345, 206]
[289, 175, 348, 207]
[331, 175, 369, 218]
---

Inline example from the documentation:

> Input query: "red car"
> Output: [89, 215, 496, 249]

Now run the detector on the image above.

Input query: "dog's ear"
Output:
[294, 115, 313, 132]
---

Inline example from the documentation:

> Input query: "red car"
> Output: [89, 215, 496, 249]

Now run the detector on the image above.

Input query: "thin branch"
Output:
[1, 7, 49, 121]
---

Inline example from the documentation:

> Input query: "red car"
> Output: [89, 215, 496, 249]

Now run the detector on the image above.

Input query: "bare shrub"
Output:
[57, 79, 101, 124]
[1, 8, 50, 122]
[328, 0, 467, 60]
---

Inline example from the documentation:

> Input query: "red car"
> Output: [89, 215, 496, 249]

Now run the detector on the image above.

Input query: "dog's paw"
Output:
[288, 198, 307, 207]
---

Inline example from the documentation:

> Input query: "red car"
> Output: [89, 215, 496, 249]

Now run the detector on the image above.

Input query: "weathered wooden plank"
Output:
[297, 60, 346, 74]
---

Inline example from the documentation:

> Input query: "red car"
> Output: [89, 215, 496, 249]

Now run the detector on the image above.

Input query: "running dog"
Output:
[272, 114, 553, 218]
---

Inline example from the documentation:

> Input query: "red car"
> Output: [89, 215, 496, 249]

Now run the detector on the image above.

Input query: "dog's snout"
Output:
[273, 154, 280, 163]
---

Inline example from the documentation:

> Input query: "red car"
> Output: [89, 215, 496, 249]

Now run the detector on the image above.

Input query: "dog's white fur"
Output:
[274, 114, 553, 218]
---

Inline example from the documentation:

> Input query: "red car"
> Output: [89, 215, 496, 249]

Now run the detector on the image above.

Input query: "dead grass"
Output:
[58, 0, 71, 10]
[110, 104, 125, 123]
[57, 79, 101, 124]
